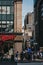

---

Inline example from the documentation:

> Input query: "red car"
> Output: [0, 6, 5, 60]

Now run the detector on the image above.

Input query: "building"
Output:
[24, 12, 34, 30]
[34, 0, 43, 47]
[24, 12, 34, 37]
[0, 0, 22, 54]
[24, 12, 34, 48]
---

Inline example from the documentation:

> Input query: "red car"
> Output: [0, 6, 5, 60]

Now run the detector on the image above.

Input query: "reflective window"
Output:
[1, 1, 6, 6]
[10, 14, 13, 20]
[6, 1, 11, 6]
[2, 21, 6, 24]
[41, 12, 43, 16]
[10, 21, 13, 24]
[0, 1, 1, 5]
[10, 6, 14, 14]
[2, 6, 6, 14]
[2, 14, 6, 20]
[41, 7, 43, 11]
[10, 1, 14, 5]
[0, 25, 1, 27]
[2, 25, 6, 28]
[9, 29, 13, 33]
[0, 15, 1, 20]
[7, 14, 10, 20]
[41, 4, 43, 7]
[0, 21, 1, 24]
[7, 25, 9, 27]
[0, 7, 1, 14]
[7, 21, 10, 24]
[7, 7, 10, 14]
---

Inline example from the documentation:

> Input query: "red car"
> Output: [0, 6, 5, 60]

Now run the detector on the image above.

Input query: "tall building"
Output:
[34, 0, 43, 47]
[24, 12, 34, 48]
[24, 12, 34, 30]
[0, 0, 22, 54]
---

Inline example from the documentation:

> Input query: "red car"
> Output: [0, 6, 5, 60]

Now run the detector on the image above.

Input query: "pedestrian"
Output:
[39, 49, 43, 59]
[27, 46, 32, 60]
[20, 51, 24, 61]
[15, 51, 19, 61]
[31, 46, 34, 60]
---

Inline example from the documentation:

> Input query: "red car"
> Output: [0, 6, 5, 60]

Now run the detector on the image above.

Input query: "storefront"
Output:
[0, 33, 23, 60]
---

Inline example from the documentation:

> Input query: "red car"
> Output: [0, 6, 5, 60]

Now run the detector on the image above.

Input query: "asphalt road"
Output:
[17, 62, 43, 65]
[0, 61, 43, 65]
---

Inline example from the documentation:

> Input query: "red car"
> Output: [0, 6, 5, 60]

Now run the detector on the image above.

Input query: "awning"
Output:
[0, 35, 16, 42]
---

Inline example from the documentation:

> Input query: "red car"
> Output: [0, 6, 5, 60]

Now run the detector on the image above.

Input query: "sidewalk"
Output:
[33, 59, 43, 61]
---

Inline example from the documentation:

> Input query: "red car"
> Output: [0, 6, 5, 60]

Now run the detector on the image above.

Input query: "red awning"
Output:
[0, 35, 16, 41]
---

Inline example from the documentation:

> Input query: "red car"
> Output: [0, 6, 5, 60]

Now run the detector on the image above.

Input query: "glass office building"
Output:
[0, 0, 14, 33]
[34, 0, 43, 47]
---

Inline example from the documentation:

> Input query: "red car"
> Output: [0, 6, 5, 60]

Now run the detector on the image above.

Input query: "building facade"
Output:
[0, 0, 22, 55]
[34, 0, 43, 47]
[24, 12, 34, 48]
[24, 12, 34, 30]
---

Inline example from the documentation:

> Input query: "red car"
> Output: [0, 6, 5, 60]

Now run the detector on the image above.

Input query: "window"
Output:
[1, 1, 6, 6]
[2, 21, 6, 24]
[9, 29, 13, 33]
[6, 1, 11, 6]
[2, 6, 6, 14]
[10, 1, 14, 5]
[2, 14, 6, 20]
[10, 21, 13, 24]
[0, 21, 1, 24]
[10, 14, 13, 20]
[41, 4, 43, 7]
[0, 15, 1, 20]
[7, 25, 9, 27]
[7, 7, 10, 14]
[0, 1, 1, 5]
[41, 12, 43, 16]
[7, 14, 10, 20]
[0, 25, 1, 27]
[41, 8, 43, 11]
[7, 21, 10, 24]
[2, 25, 6, 28]
[10, 6, 14, 14]
[0, 7, 1, 14]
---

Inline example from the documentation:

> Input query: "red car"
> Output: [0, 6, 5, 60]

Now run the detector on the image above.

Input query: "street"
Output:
[0, 61, 43, 65]
[17, 62, 43, 65]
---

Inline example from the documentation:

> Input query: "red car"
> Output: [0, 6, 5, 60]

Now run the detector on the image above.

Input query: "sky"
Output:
[22, 0, 34, 26]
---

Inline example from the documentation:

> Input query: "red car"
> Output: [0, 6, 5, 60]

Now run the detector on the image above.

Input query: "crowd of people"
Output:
[0, 44, 43, 62]
[14, 45, 43, 61]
